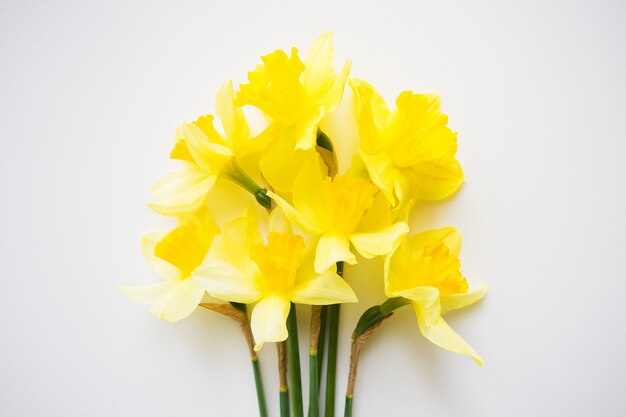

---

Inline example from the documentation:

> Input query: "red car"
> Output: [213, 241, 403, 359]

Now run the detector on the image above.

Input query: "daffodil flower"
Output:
[350, 78, 464, 207]
[149, 80, 274, 216]
[384, 227, 487, 365]
[235, 32, 351, 192]
[268, 155, 409, 273]
[193, 207, 357, 350]
[119, 207, 218, 322]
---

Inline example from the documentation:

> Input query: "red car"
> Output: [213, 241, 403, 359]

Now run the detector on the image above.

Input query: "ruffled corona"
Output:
[351, 78, 464, 207]
[385, 227, 487, 365]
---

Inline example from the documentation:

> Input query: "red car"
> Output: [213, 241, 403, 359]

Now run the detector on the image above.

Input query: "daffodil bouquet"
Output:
[121, 33, 487, 417]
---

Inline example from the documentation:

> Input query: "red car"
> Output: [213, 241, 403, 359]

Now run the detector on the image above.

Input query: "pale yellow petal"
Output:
[119, 280, 180, 305]
[218, 205, 262, 272]
[291, 271, 357, 305]
[268, 207, 292, 234]
[440, 284, 488, 315]
[292, 154, 330, 228]
[120, 278, 205, 322]
[348, 221, 409, 259]
[359, 150, 399, 205]
[350, 78, 390, 153]
[259, 128, 314, 192]
[148, 166, 215, 216]
[407, 227, 463, 257]
[141, 232, 182, 280]
[251, 294, 291, 350]
[302, 32, 335, 97]
[294, 109, 325, 150]
[267, 191, 325, 235]
[409, 157, 464, 201]
[180, 123, 233, 173]
[193, 259, 261, 304]
[216, 80, 249, 149]
[316, 59, 351, 112]
[416, 307, 483, 366]
[315, 232, 356, 273]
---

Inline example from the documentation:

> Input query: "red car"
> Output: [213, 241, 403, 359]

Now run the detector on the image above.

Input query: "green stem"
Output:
[277, 341, 290, 417]
[325, 261, 343, 417]
[280, 389, 290, 417]
[287, 303, 303, 417]
[251, 357, 268, 417]
[344, 396, 353, 417]
[308, 352, 319, 417]
[317, 306, 328, 387]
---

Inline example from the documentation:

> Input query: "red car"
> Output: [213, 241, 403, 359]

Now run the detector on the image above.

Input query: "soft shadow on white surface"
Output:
[1, 1, 625, 416]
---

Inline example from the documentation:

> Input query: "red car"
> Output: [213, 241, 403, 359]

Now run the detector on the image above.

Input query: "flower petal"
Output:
[415, 306, 484, 366]
[193, 258, 261, 304]
[291, 271, 357, 305]
[440, 284, 488, 315]
[268, 206, 292, 234]
[315, 232, 356, 273]
[120, 278, 205, 322]
[349, 222, 408, 259]
[359, 150, 400, 205]
[267, 191, 324, 235]
[259, 128, 314, 193]
[292, 154, 329, 227]
[141, 232, 182, 280]
[250, 294, 291, 350]
[180, 123, 233, 173]
[302, 32, 335, 97]
[349, 78, 391, 153]
[216, 80, 249, 150]
[148, 165, 215, 216]
[409, 157, 464, 201]
[407, 227, 462, 257]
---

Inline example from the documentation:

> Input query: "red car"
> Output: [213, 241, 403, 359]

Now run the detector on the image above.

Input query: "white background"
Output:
[1, 1, 625, 416]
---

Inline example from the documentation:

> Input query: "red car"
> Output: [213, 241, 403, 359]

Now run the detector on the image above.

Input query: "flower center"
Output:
[399, 241, 468, 296]
[250, 232, 305, 293]
[324, 175, 378, 234]
[154, 223, 209, 277]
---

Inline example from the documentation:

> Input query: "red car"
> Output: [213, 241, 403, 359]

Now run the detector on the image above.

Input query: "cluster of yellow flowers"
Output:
[121, 32, 486, 415]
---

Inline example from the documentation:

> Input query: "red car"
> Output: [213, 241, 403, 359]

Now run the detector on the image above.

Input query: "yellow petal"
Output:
[180, 123, 233, 173]
[216, 80, 249, 150]
[294, 108, 325, 150]
[268, 207, 292, 234]
[316, 59, 351, 112]
[291, 271, 357, 305]
[440, 284, 488, 315]
[315, 232, 356, 273]
[415, 305, 484, 366]
[349, 78, 391, 153]
[251, 294, 291, 350]
[120, 278, 206, 322]
[218, 205, 263, 272]
[192, 258, 261, 304]
[407, 227, 463, 258]
[302, 32, 335, 97]
[267, 190, 324, 235]
[141, 232, 182, 280]
[408, 157, 464, 201]
[292, 154, 330, 228]
[348, 221, 408, 259]
[359, 150, 400, 205]
[260, 128, 314, 193]
[148, 165, 215, 216]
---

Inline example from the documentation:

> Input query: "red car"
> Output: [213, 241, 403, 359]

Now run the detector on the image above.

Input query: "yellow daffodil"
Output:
[350, 78, 464, 207]
[193, 207, 357, 350]
[120, 207, 218, 322]
[384, 227, 487, 365]
[149, 80, 273, 216]
[235, 32, 351, 192]
[268, 154, 409, 273]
